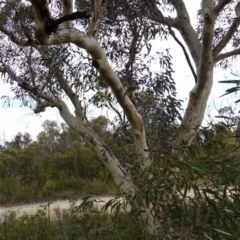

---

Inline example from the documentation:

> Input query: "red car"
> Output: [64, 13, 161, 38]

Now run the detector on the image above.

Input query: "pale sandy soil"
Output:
[0, 196, 115, 221]
[0, 187, 237, 221]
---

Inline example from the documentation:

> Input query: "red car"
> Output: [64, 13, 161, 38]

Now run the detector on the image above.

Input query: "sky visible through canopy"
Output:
[0, 0, 238, 144]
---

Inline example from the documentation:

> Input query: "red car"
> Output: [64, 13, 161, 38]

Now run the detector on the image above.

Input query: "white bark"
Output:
[172, 0, 216, 146]
[174, 68, 214, 145]
[58, 100, 160, 235]
[31, 0, 151, 169]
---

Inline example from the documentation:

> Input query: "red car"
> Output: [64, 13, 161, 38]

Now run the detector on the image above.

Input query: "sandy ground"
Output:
[0, 187, 237, 221]
[0, 196, 115, 221]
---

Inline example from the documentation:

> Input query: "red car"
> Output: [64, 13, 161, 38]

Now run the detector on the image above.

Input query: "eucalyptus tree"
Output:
[0, 0, 240, 236]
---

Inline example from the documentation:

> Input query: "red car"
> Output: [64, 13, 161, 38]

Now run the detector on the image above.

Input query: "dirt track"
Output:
[0, 187, 237, 221]
[0, 196, 114, 220]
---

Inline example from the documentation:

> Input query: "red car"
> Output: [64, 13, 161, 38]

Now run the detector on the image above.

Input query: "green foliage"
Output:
[1, 115, 240, 238]
[5, 132, 32, 149]
[126, 140, 240, 238]
[219, 79, 240, 102]
[0, 209, 54, 240]
[2, 142, 240, 240]
[0, 119, 114, 204]
[0, 203, 144, 240]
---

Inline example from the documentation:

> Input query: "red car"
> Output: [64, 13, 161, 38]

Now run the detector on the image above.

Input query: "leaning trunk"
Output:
[58, 100, 160, 235]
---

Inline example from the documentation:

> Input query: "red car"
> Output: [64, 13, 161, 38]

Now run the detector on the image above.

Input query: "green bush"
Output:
[126, 143, 240, 239]
[0, 209, 55, 240]
[0, 203, 144, 240]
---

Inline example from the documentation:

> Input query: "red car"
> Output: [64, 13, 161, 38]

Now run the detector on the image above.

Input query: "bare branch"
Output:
[173, 0, 201, 65]
[1, 61, 138, 208]
[34, 101, 55, 113]
[152, 9, 197, 83]
[216, 47, 240, 62]
[0, 27, 85, 121]
[168, 27, 197, 83]
[57, 99, 142, 203]
[173, 0, 215, 146]
[0, 63, 60, 109]
[26, 47, 37, 88]
[213, 18, 240, 57]
[124, 25, 142, 100]
[34, 45, 86, 122]
[214, 0, 232, 15]
[56, 11, 90, 25]
[88, 0, 108, 38]
[143, 0, 178, 27]
[108, 101, 123, 123]
[131, 0, 200, 69]
[170, 0, 191, 21]
[198, 0, 215, 85]
[0, 26, 86, 117]
[63, 0, 73, 15]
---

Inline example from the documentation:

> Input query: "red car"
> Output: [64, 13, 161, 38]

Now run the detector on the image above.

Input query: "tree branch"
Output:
[56, 11, 90, 26]
[35, 11, 90, 37]
[0, 24, 86, 122]
[173, 0, 215, 146]
[216, 47, 240, 62]
[213, 0, 232, 15]
[131, 0, 201, 67]
[124, 25, 142, 100]
[198, 0, 215, 87]
[213, 18, 240, 57]
[34, 101, 55, 113]
[0, 30, 87, 123]
[170, 0, 191, 21]
[88, 0, 108, 38]
[172, 0, 201, 65]
[1, 59, 145, 223]
[32, 0, 90, 44]
[30, 25, 150, 169]
[153, 9, 197, 83]
[0, 63, 60, 109]
[143, 0, 178, 28]
[57, 100, 158, 235]
[63, 0, 73, 15]
[108, 101, 123, 123]
[168, 27, 197, 83]
[34, 45, 87, 122]
[0, 26, 33, 46]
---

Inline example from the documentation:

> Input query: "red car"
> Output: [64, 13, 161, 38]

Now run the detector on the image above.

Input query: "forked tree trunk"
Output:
[0, 0, 231, 237]
[173, 67, 214, 146]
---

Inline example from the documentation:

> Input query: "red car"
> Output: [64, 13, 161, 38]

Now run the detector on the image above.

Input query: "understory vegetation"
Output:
[0, 204, 144, 240]
[1, 136, 240, 239]
[1, 109, 240, 239]
[0, 117, 118, 204]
